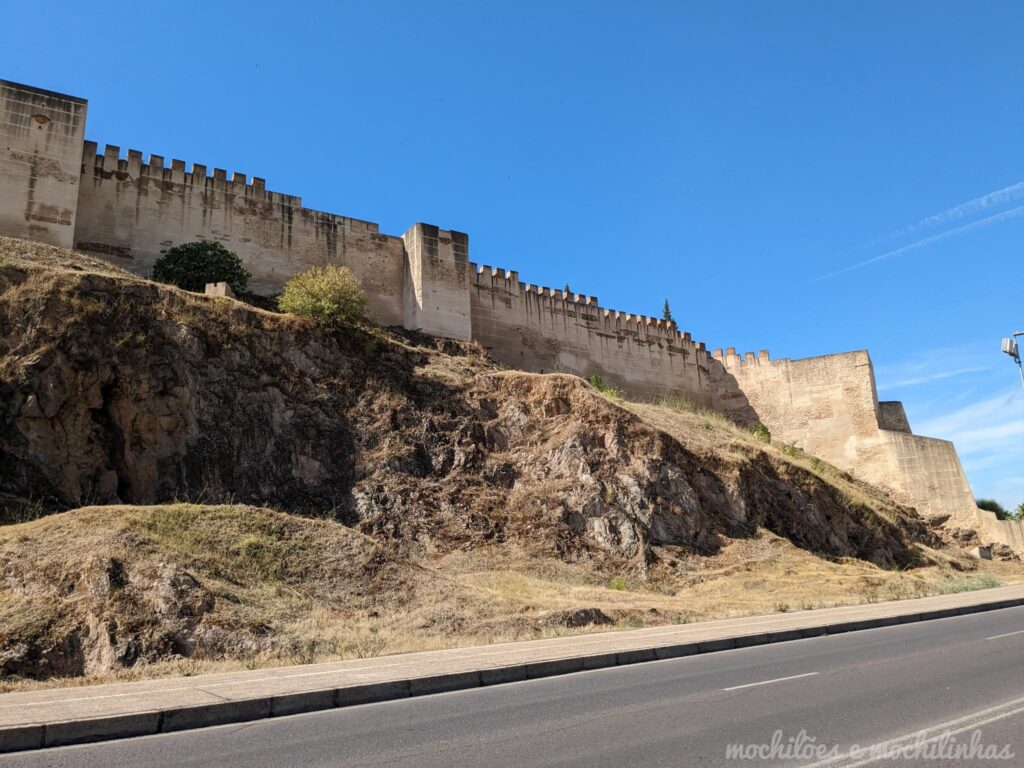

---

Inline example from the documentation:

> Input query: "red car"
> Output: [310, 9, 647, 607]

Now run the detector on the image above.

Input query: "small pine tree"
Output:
[662, 299, 674, 323]
[564, 283, 571, 296]
[153, 240, 251, 294]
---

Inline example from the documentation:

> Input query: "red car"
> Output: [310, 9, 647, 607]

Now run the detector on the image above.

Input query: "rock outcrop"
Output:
[0, 248, 932, 571]
[0, 241, 965, 681]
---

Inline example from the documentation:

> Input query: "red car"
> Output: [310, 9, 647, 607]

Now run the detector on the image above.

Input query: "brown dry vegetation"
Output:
[0, 236, 1021, 690]
[0, 502, 1016, 692]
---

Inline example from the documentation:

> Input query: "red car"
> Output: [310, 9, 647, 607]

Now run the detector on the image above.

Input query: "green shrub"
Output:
[658, 395, 696, 413]
[939, 574, 1000, 594]
[753, 423, 771, 443]
[977, 498, 1010, 520]
[277, 265, 367, 329]
[153, 240, 250, 293]
[608, 575, 628, 591]
[588, 374, 621, 399]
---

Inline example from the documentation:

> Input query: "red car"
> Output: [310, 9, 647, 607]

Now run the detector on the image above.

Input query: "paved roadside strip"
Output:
[3, 585, 1024, 753]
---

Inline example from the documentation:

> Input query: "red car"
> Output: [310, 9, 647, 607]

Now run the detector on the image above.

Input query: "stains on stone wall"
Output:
[878, 401, 912, 433]
[402, 223, 472, 340]
[72, 141, 405, 326]
[0, 81, 87, 248]
[710, 348, 980, 521]
[711, 349, 883, 462]
[0, 80, 991, 535]
[469, 263, 713, 404]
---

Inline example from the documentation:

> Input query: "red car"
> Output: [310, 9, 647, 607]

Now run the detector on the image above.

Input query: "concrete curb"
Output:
[4, 594, 1024, 753]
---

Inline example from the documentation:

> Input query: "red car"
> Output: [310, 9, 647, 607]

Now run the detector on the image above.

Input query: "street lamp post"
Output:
[1003, 332, 1024, 388]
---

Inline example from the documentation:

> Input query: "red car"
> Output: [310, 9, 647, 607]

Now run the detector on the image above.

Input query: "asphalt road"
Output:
[9, 605, 1024, 767]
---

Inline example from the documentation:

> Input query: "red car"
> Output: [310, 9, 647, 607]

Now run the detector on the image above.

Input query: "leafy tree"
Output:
[153, 240, 250, 294]
[564, 283, 572, 296]
[663, 299, 674, 323]
[277, 265, 367, 329]
[977, 498, 1010, 520]
[1015, 503, 1024, 521]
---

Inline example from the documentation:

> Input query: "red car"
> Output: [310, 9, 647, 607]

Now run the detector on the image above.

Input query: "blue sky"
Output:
[5, 1, 1022, 506]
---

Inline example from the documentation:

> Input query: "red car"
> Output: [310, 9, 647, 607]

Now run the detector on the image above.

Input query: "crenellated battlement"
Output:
[712, 348, 773, 367]
[84, 141, 301, 207]
[2, 77, 716, 400]
[469, 261, 707, 355]
[468, 258, 711, 399]
[0, 78, 995, 550]
[472, 261, 596, 305]
[81, 141, 385, 236]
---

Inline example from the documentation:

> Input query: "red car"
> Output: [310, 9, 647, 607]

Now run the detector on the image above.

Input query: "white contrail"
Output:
[907, 180, 1024, 234]
[857, 180, 1024, 249]
[813, 205, 1024, 283]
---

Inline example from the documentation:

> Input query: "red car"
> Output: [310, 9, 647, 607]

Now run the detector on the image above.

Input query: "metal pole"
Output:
[1015, 332, 1024, 389]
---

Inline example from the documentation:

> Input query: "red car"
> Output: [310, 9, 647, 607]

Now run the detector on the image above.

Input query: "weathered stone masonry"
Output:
[1, 79, 1012, 547]
[0, 81, 86, 250]
[710, 351, 971, 516]
[0, 80, 716, 403]
[706, 349, 1024, 547]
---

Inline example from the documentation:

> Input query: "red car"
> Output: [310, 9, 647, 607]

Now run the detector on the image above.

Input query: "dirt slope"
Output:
[0, 504, 414, 679]
[0, 237, 1005, 685]
[0, 237, 929, 566]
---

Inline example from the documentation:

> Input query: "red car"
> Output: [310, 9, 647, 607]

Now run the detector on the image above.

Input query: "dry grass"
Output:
[2, 236, 1020, 693]
[623, 397, 754, 460]
[623, 395, 909, 525]
[0, 502, 1021, 694]
[1, 371, 1018, 692]
[0, 235, 139, 280]
[446, 534, 1023, 621]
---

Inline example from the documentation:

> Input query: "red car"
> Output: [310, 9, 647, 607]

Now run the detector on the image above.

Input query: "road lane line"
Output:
[798, 693, 1024, 768]
[986, 629, 1024, 640]
[722, 672, 818, 691]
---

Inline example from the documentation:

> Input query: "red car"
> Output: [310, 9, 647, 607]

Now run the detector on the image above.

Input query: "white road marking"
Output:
[721, 671, 818, 691]
[986, 629, 1024, 640]
[799, 693, 1024, 768]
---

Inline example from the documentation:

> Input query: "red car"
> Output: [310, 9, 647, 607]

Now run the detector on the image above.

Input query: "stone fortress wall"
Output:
[0, 79, 714, 405]
[0, 81, 87, 250]
[1, 79, 1015, 549]
[73, 139, 408, 328]
[469, 265, 713, 404]
[708, 350, 977, 518]
[709, 348, 1024, 546]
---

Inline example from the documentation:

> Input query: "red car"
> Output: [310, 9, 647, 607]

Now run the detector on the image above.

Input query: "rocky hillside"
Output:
[0, 236, 930, 565]
[0, 237, 995, 684]
[0, 504, 414, 679]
